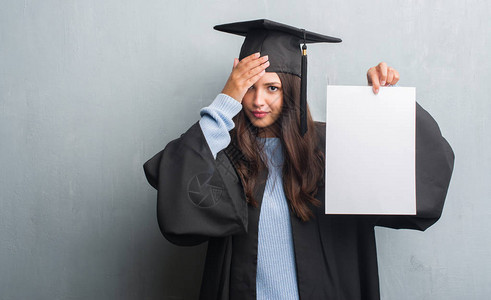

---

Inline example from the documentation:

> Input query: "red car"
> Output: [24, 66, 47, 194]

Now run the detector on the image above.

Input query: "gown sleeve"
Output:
[375, 103, 455, 231]
[143, 95, 247, 246]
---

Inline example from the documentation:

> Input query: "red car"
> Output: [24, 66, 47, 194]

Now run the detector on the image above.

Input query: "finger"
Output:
[366, 67, 375, 85]
[245, 69, 266, 87]
[391, 69, 400, 85]
[239, 52, 261, 65]
[238, 55, 268, 74]
[244, 60, 270, 81]
[236, 56, 268, 81]
[368, 68, 381, 94]
[386, 67, 394, 85]
[377, 62, 388, 86]
[233, 58, 239, 69]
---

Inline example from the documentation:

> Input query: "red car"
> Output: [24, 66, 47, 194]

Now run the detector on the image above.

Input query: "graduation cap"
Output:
[214, 19, 341, 135]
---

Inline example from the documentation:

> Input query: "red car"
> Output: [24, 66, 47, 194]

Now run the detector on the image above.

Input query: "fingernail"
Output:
[374, 88, 379, 94]
[255, 52, 260, 57]
[264, 55, 268, 60]
[380, 81, 386, 86]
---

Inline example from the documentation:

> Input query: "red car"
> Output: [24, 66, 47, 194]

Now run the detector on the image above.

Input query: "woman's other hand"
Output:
[367, 62, 400, 94]
[221, 53, 270, 103]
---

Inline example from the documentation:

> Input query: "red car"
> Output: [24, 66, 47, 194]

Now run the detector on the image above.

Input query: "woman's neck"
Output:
[257, 125, 280, 138]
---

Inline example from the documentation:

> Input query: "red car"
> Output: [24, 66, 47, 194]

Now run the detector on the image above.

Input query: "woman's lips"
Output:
[252, 111, 269, 118]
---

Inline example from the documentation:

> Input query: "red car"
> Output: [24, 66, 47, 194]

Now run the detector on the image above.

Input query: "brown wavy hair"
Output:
[230, 73, 324, 221]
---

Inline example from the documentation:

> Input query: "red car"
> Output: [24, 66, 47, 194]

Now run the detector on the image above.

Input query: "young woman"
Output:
[144, 20, 454, 300]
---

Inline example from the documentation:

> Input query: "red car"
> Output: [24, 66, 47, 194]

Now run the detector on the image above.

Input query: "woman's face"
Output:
[242, 72, 283, 136]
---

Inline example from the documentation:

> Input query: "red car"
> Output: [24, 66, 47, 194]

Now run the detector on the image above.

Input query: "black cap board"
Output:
[214, 19, 341, 76]
[214, 19, 341, 135]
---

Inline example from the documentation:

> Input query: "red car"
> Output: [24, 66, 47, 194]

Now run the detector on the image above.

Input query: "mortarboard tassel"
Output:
[300, 32, 308, 136]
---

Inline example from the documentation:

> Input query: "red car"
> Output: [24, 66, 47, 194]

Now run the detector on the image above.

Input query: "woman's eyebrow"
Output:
[262, 82, 281, 86]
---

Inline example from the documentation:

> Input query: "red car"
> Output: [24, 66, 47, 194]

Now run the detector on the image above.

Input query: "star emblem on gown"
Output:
[187, 172, 223, 208]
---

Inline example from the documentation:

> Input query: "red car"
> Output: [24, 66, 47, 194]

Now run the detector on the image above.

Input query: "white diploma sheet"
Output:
[325, 86, 416, 215]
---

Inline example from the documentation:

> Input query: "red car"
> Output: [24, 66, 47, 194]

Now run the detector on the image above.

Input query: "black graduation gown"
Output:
[143, 103, 454, 300]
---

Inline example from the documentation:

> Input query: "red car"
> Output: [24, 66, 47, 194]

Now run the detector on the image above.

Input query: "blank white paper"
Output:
[325, 86, 416, 215]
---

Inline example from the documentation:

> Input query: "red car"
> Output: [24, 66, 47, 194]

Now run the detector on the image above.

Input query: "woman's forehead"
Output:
[260, 72, 281, 83]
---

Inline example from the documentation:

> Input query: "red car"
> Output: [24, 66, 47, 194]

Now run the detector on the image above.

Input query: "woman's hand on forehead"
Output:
[367, 62, 400, 94]
[221, 53, 270, 103]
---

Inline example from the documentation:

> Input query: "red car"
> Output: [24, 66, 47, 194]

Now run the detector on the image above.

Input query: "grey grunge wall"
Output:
[1, 1, 489, 299]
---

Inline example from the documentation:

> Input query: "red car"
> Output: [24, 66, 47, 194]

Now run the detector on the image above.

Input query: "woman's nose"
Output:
[252, 89, 266, 107]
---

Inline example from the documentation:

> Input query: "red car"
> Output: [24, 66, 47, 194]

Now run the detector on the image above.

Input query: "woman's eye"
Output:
[268, 86, 278, 92]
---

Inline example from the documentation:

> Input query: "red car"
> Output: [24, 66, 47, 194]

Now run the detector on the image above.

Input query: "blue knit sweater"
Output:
[199, 94, 299, 300]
